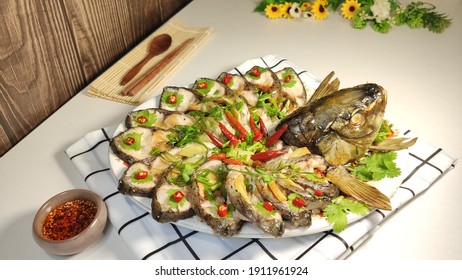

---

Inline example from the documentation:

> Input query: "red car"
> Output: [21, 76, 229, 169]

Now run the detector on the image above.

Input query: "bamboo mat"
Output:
[87, 20, 212, 105]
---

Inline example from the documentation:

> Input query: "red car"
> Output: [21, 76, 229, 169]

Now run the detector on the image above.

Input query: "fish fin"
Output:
[370, 137, 417, 151]
[309, 71, 340, 103]
[327, 166, 391, 211]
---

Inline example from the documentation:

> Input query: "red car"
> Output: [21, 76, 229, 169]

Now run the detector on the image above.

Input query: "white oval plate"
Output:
[108, 58, 409, 238]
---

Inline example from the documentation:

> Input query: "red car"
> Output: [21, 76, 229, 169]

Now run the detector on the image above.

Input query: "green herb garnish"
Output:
[167, 189, 186, 209]
[350, 151, 401, 181]
[374, 120, 393, 143]
[121, 132, 142, 151]
[131, 169, 153, 184]
[167, 125, 202, 147]
[134, 110, 157, 127]
[281, 70, 296, 88]
[256, 201, 277, 216]
[161, 92, 184, 108]
[287, 193, 306, 213]
[323, 196, 370, 232]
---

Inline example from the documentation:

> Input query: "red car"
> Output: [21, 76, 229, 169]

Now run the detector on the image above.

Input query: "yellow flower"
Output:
[300, 2, 312, 11]
[281, 2, 293, 19]
[311, 0, 329, 20]
[264, 3, 284, 19]
[341, 0, 361, 20]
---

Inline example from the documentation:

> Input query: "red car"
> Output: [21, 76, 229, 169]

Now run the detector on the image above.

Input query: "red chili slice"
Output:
[314, 189, 323, 197]
[135, 170, 148, 180]
[251, 67, 261, 77]
[197, 81, 207, 89]
[217, 204, 229, 217]
[265, 124, 288, 147]
[251, 150, 286, 162]
[316, 169, 326, 178]
[167, 94, 177, 104]
[292, 197, 305, 208]
[223, 73, 232, 85]
[172, 191, 185, 203]
[263, 201, 274, 211]
[124, 136, 135, 145]
[136, 116, 148, 124]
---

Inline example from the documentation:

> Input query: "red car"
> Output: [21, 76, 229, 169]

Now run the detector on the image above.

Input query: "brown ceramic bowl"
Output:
[32, 189, 107, 255]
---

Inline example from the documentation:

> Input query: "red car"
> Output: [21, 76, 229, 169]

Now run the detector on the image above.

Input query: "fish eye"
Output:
[350, 112, 364, 126]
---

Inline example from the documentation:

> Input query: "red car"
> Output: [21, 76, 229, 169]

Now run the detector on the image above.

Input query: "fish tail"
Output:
[326, 166, 392, 211]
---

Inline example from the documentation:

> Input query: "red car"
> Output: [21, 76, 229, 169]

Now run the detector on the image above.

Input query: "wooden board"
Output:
[0, 0, 192, 156]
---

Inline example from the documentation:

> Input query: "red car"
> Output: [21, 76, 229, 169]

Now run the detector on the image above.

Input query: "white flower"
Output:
[370, 0, 391, 23]
[302, 11, 313, 18]
[289, 3, 302, 18]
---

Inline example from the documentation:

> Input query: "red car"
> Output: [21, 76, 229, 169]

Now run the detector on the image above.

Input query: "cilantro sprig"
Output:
[323, 196, 370, 232]
[350, 151, 401, 182]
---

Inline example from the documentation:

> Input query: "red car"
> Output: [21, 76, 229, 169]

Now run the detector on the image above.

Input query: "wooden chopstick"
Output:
[121, 37, 194, 96]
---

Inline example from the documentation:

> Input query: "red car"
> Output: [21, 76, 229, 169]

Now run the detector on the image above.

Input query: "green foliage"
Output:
[167, 125, 202, 147]
[323, 196, 370, 232]
[350, 151, 401, 181]
[374, 120, 393, 143]
[130, 169, 153, 184]
[161, 92, 184, 108]
[287, 193, 306, 213]
[134, 110, 157, 127]
[121, 132, 142, 151]
[372, 19, 392, 34]
[281, 70, 297, 88]
[395, 2, 452, 33]
[167, 189, 186, 209]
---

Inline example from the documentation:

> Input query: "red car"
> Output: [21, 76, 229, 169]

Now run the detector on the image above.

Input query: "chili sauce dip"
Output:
[42, 199, 97, 241]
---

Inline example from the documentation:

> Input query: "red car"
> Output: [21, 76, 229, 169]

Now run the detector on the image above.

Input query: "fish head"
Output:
[313, 83, 387, 165]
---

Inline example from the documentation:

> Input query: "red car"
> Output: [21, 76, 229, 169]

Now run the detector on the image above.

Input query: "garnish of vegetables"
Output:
[134, 110, 157, 127]
[350, 151, 401, 182]
[121, 133, 142, 150]
[161, 92, 184, 107]
[167, 125, 202, 147]
[323, 196, 370, 232]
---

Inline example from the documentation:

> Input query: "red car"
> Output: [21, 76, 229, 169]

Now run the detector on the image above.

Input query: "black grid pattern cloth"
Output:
[65, 56, 457, 260]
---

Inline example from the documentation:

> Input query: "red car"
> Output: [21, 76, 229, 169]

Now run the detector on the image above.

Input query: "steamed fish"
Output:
[111, 63, 418, 236]
[187, 160, 244, 237]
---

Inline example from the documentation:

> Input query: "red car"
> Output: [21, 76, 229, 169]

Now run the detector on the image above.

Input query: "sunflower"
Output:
[281, 2, 293, 19]
[341, 0, 361, 20]
[264, 3, 284, 19]
[300, 2, 312, 11]
[311, 0, 329, 20]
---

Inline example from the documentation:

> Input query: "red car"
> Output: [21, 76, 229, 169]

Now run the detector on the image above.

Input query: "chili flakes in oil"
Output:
[42, 199, 97, 241]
